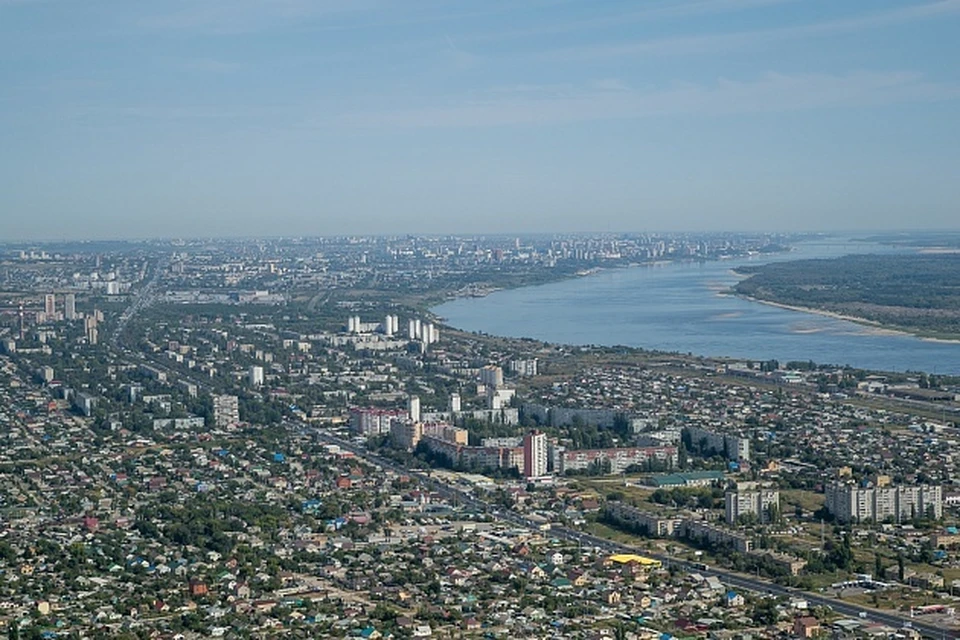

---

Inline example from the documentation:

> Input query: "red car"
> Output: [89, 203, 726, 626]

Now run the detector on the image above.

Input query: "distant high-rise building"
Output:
[523, 430, 548, 478]
[213, 394, 240, 428]
[383, 314, 394, 336]
[391, 420, 423, 450]
[347, 315, 363, 333]
[421, 323, 439, 345]
[84, 314, 99, 345]
[825, 481, 942, 523]
[44, 294, 56, 317]
[350, 408, 407, 436]
[509, 358, 538, 377]
[480, 365, 504, 389]
[64, 293, 77, 320]
[449, 393, 461, 413]
[408, 395, 421, 423]
[725, 483, 780, 524]
[249, 365, 264, 387]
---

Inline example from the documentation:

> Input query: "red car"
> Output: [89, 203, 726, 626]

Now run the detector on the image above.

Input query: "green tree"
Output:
[750, 599, 779, 625]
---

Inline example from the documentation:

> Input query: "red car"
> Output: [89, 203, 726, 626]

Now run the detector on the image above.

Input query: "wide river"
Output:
[433, 238, 960, 375]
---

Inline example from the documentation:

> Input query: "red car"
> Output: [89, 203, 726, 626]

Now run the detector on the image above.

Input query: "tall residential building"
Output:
[350, 408, 407, 436]
[44, 294, 56, 318]
[346, 315, 362, 333]
[825, 482, 942, 523]
[509, 358, 539, 377]
[64, 293, 77, 320]
[684, 426, 750, 462]
[724, 483, 780, 524]
[449, 393, 461, 413]
[249, 365, 265, 387]
[422, 323, 436, 345]
[391, 420, 423, 450]
[408, 396, 421, 423]
[557, 446, 679, 475]
[213, 394, 240, 428]
[523, 430, 548, 478]
[84, 314, 99, 345]
[480, 365, 504, 389]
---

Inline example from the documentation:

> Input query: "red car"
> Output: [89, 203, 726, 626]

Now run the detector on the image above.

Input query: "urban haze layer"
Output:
[1, 233, 959, 640]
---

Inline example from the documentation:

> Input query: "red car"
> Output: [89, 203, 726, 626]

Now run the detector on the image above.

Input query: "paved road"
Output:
[306, 426, 957, 639]
[110, 257, 167, 349]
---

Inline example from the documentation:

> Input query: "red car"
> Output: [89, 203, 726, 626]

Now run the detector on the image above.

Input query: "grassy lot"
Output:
[575, 478, 657, 505]
[845, 587, 955, 611]
[940, 568, 960, 583]
[781, 489, 825, 514]
[582, 521, 657, 549]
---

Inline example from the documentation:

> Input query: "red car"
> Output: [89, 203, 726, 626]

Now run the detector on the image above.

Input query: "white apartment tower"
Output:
[724, 484, 780, 524]
[523, 430, 548, 478]
[64, 293, 77, 320]
[480, 365, 504, 389]
[825, 482, 943, 523]
[249, 365, 265, 387]
[213, 394, 240, 428]
[84, 315, 98, 345]
[408, 395, 421, 423]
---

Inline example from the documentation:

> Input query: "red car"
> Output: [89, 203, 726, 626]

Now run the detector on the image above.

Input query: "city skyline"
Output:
[3, 0, 960, 239]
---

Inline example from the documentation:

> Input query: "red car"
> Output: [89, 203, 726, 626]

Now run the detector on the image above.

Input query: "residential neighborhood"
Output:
[0, 235, 957, 638]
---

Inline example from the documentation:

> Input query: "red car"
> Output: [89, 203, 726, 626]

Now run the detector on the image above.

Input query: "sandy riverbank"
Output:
[738, 295, 960, 344]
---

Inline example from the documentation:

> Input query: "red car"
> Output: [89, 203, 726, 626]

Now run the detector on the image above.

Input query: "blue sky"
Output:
[2, 0, 959, 239]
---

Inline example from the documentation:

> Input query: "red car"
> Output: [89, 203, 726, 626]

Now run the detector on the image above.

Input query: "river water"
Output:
[433, 238, 960, 375]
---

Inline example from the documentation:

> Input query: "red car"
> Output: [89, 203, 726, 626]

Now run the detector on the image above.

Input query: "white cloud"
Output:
[340, 71, 960, 129]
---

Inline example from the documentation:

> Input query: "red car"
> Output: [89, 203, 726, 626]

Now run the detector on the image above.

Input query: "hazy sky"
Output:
[2, 0, 959, 240]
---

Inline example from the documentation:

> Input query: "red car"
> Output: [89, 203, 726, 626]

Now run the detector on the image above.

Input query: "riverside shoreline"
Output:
[436, 239, 960, 374]
[734, 293, 960, 345]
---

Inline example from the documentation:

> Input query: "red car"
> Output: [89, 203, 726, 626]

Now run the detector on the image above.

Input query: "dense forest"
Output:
[734, 253, 960, 337]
